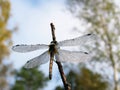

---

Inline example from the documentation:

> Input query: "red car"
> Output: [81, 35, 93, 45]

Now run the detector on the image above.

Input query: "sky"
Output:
[10, 0, 82, 69]
[8, 0, 120, 90]
[9, 0, 82, 90]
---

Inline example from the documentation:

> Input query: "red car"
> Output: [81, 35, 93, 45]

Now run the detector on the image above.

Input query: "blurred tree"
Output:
[11, 67, 48, 90]
[0, 0, 11, 59]
[55, 86, 63, 90]
[0, 0, 14, 90]
[55, 67, 108, 90]
[66, 0, 120, 90]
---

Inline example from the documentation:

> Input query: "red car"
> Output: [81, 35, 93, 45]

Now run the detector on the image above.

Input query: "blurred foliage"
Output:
[66, 0, 120, 90]
[0, 0, 12, 61]
[55, 67, 108, 90]
[11, 67, 48, 90]
[0, 0, 14, 90]
[55, 86, 63, 90]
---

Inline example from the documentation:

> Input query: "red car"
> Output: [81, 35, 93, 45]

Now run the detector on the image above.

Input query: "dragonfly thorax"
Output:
[49, 41, 58, 54]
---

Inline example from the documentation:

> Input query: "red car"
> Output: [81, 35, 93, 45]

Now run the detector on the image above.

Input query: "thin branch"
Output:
[50, 23, 71, 90]
[56, 61, 71, 90]
[50, 23, 56, 42]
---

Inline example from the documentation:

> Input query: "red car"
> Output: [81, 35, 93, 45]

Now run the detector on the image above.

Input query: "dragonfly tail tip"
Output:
[49, 74, 52, 80]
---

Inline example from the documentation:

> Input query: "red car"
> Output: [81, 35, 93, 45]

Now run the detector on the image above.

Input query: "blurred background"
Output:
[0, 0, 120, 90]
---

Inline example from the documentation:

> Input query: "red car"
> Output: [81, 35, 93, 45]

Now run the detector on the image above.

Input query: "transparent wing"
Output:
[58, 33, 97, 47]
[55, 49, 91, 63]
[12, 44, 48, 53]
[24, 50, 50, 68]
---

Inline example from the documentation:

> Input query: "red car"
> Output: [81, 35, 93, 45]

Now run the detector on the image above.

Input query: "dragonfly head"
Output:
[50, 41, 58, 45]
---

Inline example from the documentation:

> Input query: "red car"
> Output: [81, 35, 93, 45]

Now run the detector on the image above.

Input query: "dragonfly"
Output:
[12, 23, 97, 80]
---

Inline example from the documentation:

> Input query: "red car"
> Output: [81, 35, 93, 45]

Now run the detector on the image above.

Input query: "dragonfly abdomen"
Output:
[49, 57, 53, 79]
[49, 52, 54, 79]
